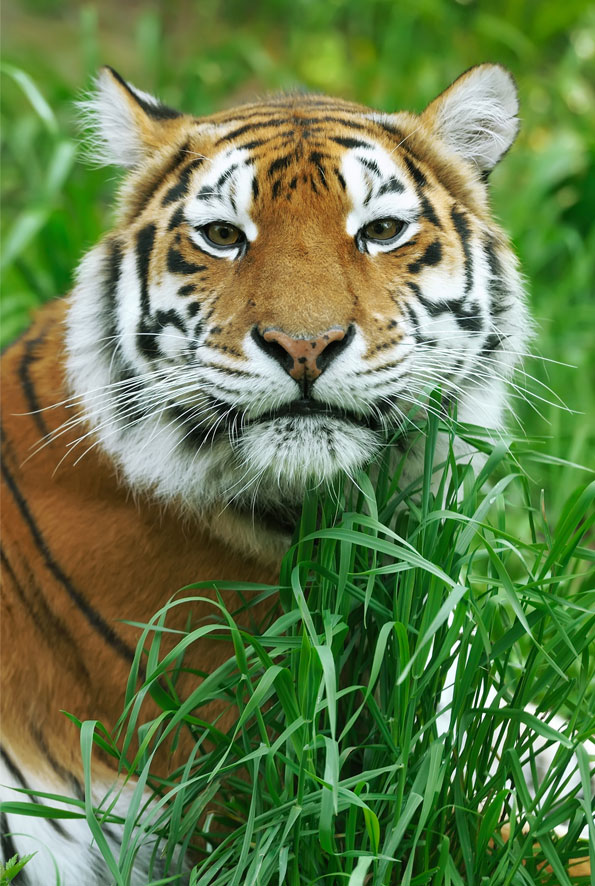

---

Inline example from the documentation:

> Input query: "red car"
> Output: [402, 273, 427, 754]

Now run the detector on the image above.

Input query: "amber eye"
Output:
[202, 222, 245, 247]
[362, 218, 405, 241]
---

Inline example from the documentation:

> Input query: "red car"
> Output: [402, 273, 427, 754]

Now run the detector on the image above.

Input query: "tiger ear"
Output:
[420, 64, 519, 173]
[78, 67, 185, 167]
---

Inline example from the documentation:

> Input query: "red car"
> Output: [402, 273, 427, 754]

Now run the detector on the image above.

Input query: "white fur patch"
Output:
[77, 70, 164, 168]
[431, 65, 519, 171]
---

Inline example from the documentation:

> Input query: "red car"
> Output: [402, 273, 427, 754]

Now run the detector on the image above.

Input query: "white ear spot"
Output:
[77, 68, 180, 168]
[425, 64, 519, 172]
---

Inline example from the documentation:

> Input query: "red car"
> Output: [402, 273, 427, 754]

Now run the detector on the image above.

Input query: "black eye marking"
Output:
[407, 240, 442, 273]
[168, 246, 207, 275]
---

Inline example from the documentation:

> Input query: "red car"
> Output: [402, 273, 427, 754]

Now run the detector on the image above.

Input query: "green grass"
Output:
[1, 2, 594, 882]
[4, 418, 593, 883]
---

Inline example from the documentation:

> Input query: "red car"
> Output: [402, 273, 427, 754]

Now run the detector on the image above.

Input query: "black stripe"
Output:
[480, 332, 504, 356]
[334, 168, 346, 191]
[377, 177, 405, 197]
[0, 449, 135, 664]
[268, 154, 294, 177]
[358, 157, 382, 177]
[30, 726, 83, 798]
[218, 118, 293, 143]
[329, 136, 372, 150]
[102, 239, 123, 349]
[408, 240, 442, 274]
[214, 164, 238, 191]
[135, 224, 156, 313]
[0, 548, 92, 685]
[130, 141, 190, 217]
[450, 206, 473, 292]
[17, 324, 52, 438]
[178, 284, 196, 297]
[161, 158, 204, 206]
[403, 155, 427, 189]
[420, 194, 441, 228]
[450, 298, 484, 332]
[167, 246, 207, 276]
[0, 748, 72, 840]
[484, 234, 510, 316]
[167, 205, 186, 232]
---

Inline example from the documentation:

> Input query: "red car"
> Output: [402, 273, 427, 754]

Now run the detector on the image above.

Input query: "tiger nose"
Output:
[252, 325, 354, 381]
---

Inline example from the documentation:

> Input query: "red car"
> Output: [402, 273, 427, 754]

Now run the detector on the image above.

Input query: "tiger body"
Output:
[1, 65, 529, 883]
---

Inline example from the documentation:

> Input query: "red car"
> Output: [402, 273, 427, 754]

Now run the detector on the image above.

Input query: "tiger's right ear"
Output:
[78, 67, 185, 167]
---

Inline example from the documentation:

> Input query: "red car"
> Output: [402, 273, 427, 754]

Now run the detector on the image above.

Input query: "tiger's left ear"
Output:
[78, 67, 186, 167]
[421, 64, 519, 173]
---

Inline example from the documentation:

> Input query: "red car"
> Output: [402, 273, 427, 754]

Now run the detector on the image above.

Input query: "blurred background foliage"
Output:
[1, 0, 594, 508]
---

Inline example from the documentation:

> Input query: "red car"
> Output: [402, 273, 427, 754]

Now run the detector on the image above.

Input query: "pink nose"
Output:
[262, 327, 348, 380]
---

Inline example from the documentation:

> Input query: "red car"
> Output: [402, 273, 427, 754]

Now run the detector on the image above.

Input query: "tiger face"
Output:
[67, 65, 528, 523]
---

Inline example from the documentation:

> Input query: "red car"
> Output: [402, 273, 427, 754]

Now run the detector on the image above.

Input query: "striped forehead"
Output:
[340, 140, 420, 236]
[185, 110, 419, 239]
[186, 146, 258, 241]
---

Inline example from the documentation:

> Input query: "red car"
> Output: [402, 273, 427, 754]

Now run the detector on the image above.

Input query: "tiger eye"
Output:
[204, 222, 244, 246]
[363, 218, 404, 241]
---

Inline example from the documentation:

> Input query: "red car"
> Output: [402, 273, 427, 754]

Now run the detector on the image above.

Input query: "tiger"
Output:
[1, 63, 532, 883]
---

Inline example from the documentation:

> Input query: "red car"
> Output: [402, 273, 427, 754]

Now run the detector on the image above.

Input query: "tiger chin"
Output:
[1, 64, 529, 883]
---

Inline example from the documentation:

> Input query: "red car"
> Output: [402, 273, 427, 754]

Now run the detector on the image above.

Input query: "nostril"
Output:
[315, 324, 355, 374]
[250, 326, 295, 375]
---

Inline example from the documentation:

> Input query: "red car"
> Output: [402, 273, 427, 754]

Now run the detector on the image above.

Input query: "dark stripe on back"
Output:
[17, 323, 51, 438]
[0, 447, 136, 664]
[0, 548, 92, 685]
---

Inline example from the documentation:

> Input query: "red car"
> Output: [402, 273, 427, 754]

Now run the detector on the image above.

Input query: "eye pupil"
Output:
[362, 217, 404, 242]
[203, 222, 244, 247]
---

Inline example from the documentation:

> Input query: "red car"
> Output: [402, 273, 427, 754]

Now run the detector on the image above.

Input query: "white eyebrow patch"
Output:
[184, 146, 258, 245]
[342, 142, 421, 251]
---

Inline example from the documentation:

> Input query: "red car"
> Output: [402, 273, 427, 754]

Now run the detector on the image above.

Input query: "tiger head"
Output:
[66, 65, 529, 538]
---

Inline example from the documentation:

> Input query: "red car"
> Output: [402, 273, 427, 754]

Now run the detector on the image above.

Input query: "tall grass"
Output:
[6, 417, 592, 884]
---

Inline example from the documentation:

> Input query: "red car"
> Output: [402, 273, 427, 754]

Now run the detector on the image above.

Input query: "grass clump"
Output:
[65, 417, 594, 885]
